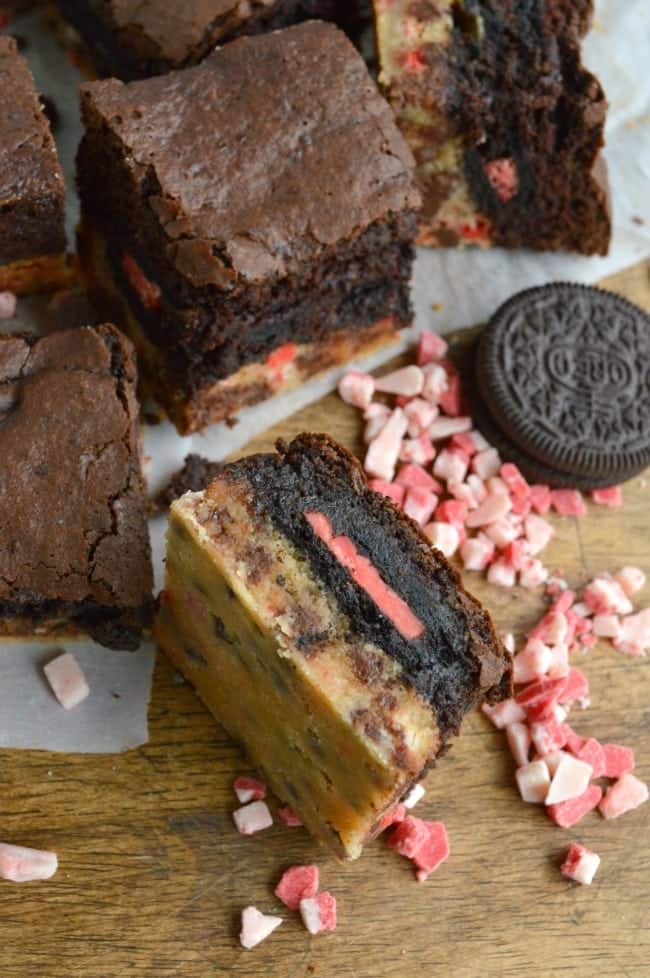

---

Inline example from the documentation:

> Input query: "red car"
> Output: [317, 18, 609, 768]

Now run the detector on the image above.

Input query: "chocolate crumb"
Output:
[152, 454, 223, 512]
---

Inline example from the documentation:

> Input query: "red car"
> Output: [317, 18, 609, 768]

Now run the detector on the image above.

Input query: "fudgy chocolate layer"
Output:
[218, 434, 511, 742]
[0, 595, 147, 651]
[56, 0, 345, 79]
[0, 36, 66, 265]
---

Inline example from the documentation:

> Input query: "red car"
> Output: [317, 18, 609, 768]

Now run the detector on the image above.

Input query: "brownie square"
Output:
[373, 0, 610, 254]
[0, 36, 68, 294]
[0, 325, 153, 650]
[77, 22, 421, 434]
[54, 0, 346, 79]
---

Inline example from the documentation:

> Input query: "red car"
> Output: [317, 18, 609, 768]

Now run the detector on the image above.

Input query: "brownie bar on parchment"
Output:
[54, 0, 347, 79]
[76, 22, 421, 434]
[155, 434, 511, 859]
[0, 36, 69, 294]
[0, 325, 153, 650]
[374, 0, 610, 254]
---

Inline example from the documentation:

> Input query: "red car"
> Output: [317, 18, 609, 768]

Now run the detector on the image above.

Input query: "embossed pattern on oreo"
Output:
[478, 284, 650, 479]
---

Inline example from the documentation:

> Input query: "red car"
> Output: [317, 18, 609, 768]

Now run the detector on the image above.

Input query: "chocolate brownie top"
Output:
[0, 325, 152, 613]
[80, 22, 420, 288]
[0, 36, 64, 211]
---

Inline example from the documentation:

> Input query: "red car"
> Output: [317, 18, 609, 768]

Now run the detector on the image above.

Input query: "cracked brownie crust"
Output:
[0, 325, 153, 649]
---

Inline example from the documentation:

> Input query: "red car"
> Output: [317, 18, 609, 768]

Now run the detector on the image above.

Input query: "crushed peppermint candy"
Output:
[561, 843, 600, 885]
[275, 865, 319, 910]
[240, 907, 283, 949]
[277, 806, 303, 827]
[233, 776, 267, 805]
[43, 652, 90, 710]
[299, 892, 337, 935]
[337, 336, 630, 592]
[232, 801, 273, 836]
[0, 843, 58, 882]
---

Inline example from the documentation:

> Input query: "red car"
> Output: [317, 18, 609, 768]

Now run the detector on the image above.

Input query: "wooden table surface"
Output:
[2, 260, 649, 978]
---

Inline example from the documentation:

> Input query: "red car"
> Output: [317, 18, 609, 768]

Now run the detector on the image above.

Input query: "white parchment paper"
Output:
[1, 0, 649, 752]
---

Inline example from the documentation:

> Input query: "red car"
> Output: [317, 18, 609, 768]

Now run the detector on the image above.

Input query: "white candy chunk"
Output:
[519, 558, 549, 590]
[299, 898, 322, 935]
[516, 760, 551, 803]
[421, 362, 448, 403]
[513, 639, 551, 684]
[482, 698, 526, 729]
[467, 474, 488, 503]
[404, 398, 437, 436]
[487, 559, 516, 588]
[615, 566, 646, 597]
[615, 608, 650, 656]
[232, 801, 273, 835]
[583, 577, 634, 616]
[545, 754, 593, 806]
[593, 614, 623, 639]
[375, 365, 423, 397]
[524, 514, 555, 555]
[547, 642, 570, 678]
[502, 633, 516, 653]
[423, 522, 460, 558]
[364, 405, 391, 443]
[571, 602, 592, 618]
[471, 448, 501, 480]
[403, 783, 426, 809]
[43, 652, 90, 710]
[465, 493, 511, 528]
[545, 612, 568, 646]
[0, 843, 58, 882]
[240, 907, 283, 949]
[460, 536, 495, 571]
[484, 517, 520, 548]
[364, 408, 408, 482]
[433, 449, 469, 484]
[506, 722, 531, 767]
[468, 429, 490, 452]
[338, 370, 374, 408]
[428, 416, 472, 441]
[540, 749, 570, 777]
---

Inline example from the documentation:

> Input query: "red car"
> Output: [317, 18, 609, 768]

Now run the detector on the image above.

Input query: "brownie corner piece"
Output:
[155, 432, 510, 858]
[374, 0, 611, 255]
[76, 21, 421, 434]
[0, 324, 153, 650]
[0, 35, 68, 294]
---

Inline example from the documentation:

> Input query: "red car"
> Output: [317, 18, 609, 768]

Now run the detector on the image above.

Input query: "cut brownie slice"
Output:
[76, 22, 421, 434]
[54, 0, 348, 79]
[154, 434, 511, 859]
[0, 326, 153, 649]
[0, 36, 70, 294]
[374, 0, 611, 254]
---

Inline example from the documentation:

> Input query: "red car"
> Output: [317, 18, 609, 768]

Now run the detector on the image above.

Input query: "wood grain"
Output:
[1, 260, 649, 978]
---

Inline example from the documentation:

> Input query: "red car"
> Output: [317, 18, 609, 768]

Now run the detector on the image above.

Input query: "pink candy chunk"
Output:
[516, 760, 551, 803]
[277, 806, 303, 827]
[471, 448, 502, 481]
[232, 801, 273, 835]
[375, 365, 423, 397]
[500, 463, 530, 500]
[0, 843, 58, 882]
[233, 776, 267, 804]
[403, 488, 439, 526]
[300, 892, 337, 934]
[561, 843, 600, 885]
[545, 754, 593, 806]
[575, 738, 606, 778]
[400, 433, 436, 466]
[590, 486, 623, 508]
[369, 479, 406, 508]
[417, 330, 448, 365]
[275, 865, 319, 910]
[240, 907, 283, 949]
[518, 557, 549, 590]
[364, 408, 408, 482]
[43, 652, 90, 710]
[550, 489, 587, 517]
[599, 773, 649, 819]
[530, 716, 568, 756]
[615, 566, 646, 597]
[421, 362, 448, 404]
[411, 821, 450, 878]
[592, 613, 622, 640]
[547, 784, 602, 828]
[482, 698, 526, 729]
[395, 463, 442, 493]
[524, 514, 555, 555]
[601, 744, 635, 778]
[388, 815, 431, 858]
[423, 522, 460, 558]
[530, 484, 552, 515]
[484, 517, 520, 549]
[428, 416, 472, 441]
[466, 492, 511, 529]
[404, 398, 437, 435]
[436, 498, 468, 526]
[558, 667, 589, 704]
[506, 722, 532, 767]
[0, 290, 17, 320]
[377, 803, 407, 832]
[338, 370, 375, 409]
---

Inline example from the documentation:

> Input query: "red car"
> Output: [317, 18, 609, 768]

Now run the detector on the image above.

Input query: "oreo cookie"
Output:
[475, 284, 650, 487]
